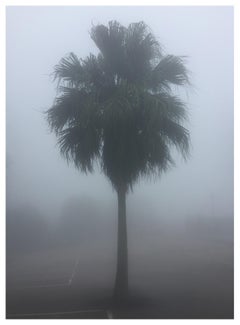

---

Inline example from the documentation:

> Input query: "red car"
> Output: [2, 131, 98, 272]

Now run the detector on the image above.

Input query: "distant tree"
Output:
[57, 196, 108, 246]
[46, 21, 190, 303]
[6, 205, 48, 254]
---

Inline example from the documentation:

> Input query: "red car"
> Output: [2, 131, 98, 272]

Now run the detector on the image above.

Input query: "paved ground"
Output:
[6, 231, 233, 319]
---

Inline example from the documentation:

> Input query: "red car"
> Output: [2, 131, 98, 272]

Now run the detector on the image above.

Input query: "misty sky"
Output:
[6, 6, 233, 222]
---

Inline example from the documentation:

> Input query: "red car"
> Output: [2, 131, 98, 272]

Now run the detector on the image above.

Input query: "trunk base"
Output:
[113, 287, 129, 307]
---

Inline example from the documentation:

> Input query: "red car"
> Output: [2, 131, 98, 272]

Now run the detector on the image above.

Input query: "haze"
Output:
[6, 6, 233, 319]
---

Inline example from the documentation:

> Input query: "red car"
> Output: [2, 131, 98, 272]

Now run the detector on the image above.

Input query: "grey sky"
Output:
[6, 6, 233, 221]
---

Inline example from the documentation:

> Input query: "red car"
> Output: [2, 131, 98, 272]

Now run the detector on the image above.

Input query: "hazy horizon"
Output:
[6, 6, 234, 319]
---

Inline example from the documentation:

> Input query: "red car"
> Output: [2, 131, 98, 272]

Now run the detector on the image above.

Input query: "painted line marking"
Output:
[106, 310, 113, 319]
[20, 282, 69, 289]
[7, 309, 108, 317]
[68, 256, 81, 285]
[16, 255, 81, 289]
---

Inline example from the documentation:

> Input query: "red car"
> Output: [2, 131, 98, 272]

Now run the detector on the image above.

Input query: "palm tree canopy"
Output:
[46, 21, 190, 192]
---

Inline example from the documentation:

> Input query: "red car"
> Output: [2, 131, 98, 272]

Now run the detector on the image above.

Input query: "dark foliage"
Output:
[46, 21, 190, 191]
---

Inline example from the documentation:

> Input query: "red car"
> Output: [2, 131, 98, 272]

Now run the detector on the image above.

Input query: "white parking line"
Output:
[19, 256, 81, 289]
[7, 309, 108, 318]
[68, 256, 81, 285]
[106, 309, 113, 318]
[21, 282, 69, 289]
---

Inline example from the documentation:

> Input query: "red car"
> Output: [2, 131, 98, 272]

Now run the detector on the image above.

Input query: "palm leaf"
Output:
[46, 87, 90, 134]
[151, 55, 189, 90]
[58, 122, 101, 173]
[53, 52, 82, 87]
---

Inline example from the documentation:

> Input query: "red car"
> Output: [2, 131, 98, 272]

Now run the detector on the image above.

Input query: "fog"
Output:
[6, 6, 233, 319]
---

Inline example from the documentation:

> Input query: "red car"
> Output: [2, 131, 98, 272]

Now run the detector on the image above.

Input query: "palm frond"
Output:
[81, 54, 111, 90]
[53, 52, 82, 87]
[126, 21, 160, 61]
[46, 87, 90, 134]
[146, 92, 189, 123]
[90, 21, 126, 76]
[139, 91, 190, 160]
[151, 55, 189, 90]
[143, 133, 174, 174]
[160, 119, 190, 159]
[124, 22, 160, 82]
[58, 123, 101, 173]
[91, 20, 162, 84]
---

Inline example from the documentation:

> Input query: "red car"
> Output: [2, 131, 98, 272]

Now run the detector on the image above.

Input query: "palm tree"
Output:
[46, 21, 190, 304]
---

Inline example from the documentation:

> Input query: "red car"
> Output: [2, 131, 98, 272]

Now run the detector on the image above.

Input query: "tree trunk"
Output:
[113, 185, 128, 303]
